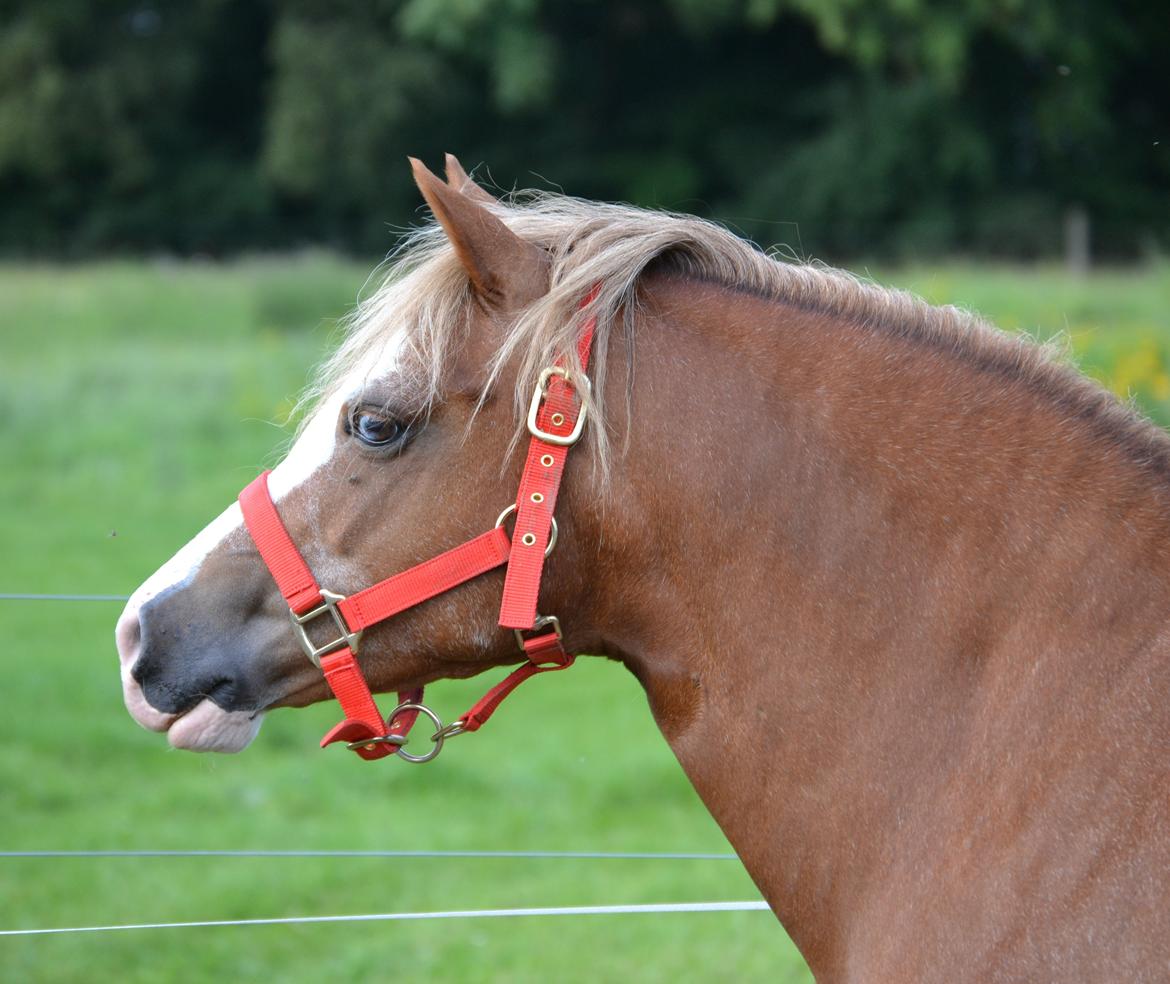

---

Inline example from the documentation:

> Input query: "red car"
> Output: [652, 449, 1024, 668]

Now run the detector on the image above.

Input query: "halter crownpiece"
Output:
[238, 293, 597, 762]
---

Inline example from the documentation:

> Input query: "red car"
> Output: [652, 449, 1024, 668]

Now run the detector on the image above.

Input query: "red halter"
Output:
[238, 301, 596, 763]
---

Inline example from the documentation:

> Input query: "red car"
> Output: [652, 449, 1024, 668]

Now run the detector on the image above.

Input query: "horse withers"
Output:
[116, 155, 1170, 981]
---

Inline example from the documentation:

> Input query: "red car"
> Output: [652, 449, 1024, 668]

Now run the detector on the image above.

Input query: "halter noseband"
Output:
[238, 298, 596, 763]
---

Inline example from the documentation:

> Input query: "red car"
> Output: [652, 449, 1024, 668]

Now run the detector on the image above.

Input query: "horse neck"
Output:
[576, 272, 1170, 974]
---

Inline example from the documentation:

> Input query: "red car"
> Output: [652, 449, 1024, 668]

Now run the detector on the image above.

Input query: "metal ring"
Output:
[495, 504, 558, 558]
[432, 720, 467, 742]
[386, 702, 446, 764]
[345, 733, 408, 751]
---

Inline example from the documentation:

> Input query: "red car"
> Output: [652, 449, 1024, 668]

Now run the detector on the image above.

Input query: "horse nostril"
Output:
[115, 603, 143, 668]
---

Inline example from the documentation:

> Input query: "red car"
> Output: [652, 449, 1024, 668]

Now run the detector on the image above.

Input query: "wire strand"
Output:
[0, 901, 770, 937]
[1, 849, 737, 861]
[0, 593, 129, 602]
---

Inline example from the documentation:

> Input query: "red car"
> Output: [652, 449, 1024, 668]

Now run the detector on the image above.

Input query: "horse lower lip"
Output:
[145, 706, 182, 733]
[165, 700, 266, 753]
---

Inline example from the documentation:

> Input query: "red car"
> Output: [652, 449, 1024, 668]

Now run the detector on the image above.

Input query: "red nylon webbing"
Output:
[239, 472, 431, 758]
[318, 648, 424, 762]
[520, 630, 574, 667]
[239, 473, 323, 614]
[460, 632, 576, 732]
[461, 663, 543, 732]
[497, 304, 596, 629]
[238, 288, 599, 762]
[339, 527, 510, 631]
[319, 651, 382, 727]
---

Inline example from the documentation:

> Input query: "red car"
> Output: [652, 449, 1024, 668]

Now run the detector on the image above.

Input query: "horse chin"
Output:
[121, 665, 264, 753]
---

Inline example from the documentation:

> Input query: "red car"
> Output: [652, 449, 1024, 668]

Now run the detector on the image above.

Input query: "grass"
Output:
[879, 263, 1170, 422]
[1, 255, 1167, 982]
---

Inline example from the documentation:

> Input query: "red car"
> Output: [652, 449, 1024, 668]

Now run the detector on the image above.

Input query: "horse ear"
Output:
[410, 156, 547, 310]
[444, 153, 498, 205]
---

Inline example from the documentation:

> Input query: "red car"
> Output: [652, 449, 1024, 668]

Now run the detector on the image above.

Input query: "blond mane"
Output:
[305, 189, 1159, 480]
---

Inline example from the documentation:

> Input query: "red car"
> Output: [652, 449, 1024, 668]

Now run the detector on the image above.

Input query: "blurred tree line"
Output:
[0, 0, 1166, 260]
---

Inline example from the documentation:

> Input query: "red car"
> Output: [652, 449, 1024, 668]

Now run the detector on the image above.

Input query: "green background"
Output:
[3, 0, 1168, 977]
[2, 258, 1168, 981]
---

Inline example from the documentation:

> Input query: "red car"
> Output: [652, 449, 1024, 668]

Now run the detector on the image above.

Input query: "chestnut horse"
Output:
[116, 156, 1169, 981]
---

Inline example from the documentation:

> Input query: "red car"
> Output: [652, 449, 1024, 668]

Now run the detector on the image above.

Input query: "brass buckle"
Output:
[514, 613, 562, 652]
[290, 589, 363, 668]
[526, 367, 590, 446]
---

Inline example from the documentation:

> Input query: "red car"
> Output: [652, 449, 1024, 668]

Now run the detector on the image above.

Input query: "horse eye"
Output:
[347, 408, 408, 450]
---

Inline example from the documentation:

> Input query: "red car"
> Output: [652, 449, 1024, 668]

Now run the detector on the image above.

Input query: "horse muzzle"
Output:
[115, 587, 269, 753]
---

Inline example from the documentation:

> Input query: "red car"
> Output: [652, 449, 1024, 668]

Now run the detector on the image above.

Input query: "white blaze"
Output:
[119, 388, 345, 618]
[267, 389, 344, 502]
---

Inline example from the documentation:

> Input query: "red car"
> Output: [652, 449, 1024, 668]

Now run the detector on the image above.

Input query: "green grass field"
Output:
[1, 256, 1167, 982]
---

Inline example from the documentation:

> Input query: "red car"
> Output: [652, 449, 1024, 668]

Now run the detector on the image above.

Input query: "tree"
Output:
[0, 0, 1165, 258]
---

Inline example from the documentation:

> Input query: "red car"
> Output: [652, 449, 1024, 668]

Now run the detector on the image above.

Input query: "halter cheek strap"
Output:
[238, 296, 596, 763]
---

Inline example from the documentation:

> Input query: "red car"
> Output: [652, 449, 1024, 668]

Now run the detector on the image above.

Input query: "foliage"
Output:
[0, 1, 1166, 259]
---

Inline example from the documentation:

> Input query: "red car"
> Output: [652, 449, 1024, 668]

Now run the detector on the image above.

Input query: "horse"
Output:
[115, 155, 1170, 981]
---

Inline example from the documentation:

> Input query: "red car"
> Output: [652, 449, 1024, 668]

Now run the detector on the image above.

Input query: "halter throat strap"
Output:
[238, 297, 596, 763]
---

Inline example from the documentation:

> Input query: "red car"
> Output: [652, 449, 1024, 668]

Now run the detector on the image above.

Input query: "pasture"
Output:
[1, 256, 1167, 982]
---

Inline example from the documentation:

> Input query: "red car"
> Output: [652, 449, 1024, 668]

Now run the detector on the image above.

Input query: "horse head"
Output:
[115, 156, 603, 754]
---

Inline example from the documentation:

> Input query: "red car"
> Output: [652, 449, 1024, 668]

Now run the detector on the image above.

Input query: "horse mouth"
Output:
[120, 663, 264, 754]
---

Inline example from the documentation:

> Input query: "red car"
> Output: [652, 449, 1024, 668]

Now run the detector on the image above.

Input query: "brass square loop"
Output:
[514, 613, 563, 651]
[290, 589, 363, 668]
